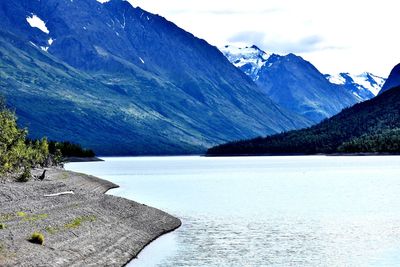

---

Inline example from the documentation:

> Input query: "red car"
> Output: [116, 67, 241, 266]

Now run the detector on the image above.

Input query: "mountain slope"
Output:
[325, 72, 386, 100]
[221, 45, 359, 123]
[379, 63, 400, 94]
[207, 86, 400, 155]
[0, 0, 310, 155]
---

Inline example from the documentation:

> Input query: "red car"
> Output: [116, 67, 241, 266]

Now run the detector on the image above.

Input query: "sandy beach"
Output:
[0, 168, 181, 266]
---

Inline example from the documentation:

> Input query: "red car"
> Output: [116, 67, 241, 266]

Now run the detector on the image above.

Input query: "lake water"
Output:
[65, 156, 400, 266]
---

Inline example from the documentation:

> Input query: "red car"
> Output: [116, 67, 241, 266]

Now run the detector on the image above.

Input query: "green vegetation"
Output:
[16, 167, 31, 183]
[1, 212, 48, 225]
[339, 129, 400, 153]
[16, 211, 26, 218]
[23, 214, 48, 223]
[0, 97, 96, 181]
[0, 98, 49, 176]
[0, 213, 15, 222]
[47, 215, 95, 233]
[64, 215, 96, 229]
[207, 87, 400, 155]
[45, 226, 59, 235]
[28, 232, 45, 245]
[0, 98, 50, 179]
[0, 223, 6, 230]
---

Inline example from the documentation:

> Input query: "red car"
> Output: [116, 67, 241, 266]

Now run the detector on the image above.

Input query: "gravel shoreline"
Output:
[0, 168, 181, 266]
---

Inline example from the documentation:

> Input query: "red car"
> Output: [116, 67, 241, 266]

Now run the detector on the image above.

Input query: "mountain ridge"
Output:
[0, 0, 310, 155]
[220, 45, 361, 123]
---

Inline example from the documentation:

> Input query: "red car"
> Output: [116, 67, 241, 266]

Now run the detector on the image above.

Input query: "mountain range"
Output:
[221, 45, 386, 123]
[0, 0, 311, 155]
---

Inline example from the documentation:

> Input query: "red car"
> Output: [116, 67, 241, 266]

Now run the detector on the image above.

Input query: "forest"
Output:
[207, 86, 400, 155]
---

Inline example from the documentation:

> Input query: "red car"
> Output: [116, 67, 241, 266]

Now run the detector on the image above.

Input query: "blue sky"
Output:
[130, 0, 399, 77]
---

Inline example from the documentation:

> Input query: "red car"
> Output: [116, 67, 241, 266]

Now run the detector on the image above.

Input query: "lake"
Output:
[65, 156, 400, 266]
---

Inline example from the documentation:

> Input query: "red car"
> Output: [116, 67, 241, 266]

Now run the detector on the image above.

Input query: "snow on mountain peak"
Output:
[326, 73, 346, 85]
[26, 14, 49, 34]
[220, 45, 271, 80]
[352, 72, 386, 96]
[326, 72, 386, 97]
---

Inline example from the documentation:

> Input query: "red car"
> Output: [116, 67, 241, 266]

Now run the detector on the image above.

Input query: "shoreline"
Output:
[63, 156, 104, 163]
[204, 152, 400, 157]
[0, 167, 181, 266]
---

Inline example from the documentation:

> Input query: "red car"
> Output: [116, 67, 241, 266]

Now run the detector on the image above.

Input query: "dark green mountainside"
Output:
[379, 63, 400, 95]
[207, 86, 400, 155]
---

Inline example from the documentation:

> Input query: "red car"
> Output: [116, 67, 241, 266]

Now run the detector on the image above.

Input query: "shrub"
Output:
[0, 223, 6, 230]
[0, 96, 92, 172]
[53, 148, 63, 165]
[0, 98, 49, 174]
[16, 167, 31, 183]
[28, 232, 44, 245]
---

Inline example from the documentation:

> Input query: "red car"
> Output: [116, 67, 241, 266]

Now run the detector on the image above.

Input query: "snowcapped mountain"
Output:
[220, 45, 271, 80]
[220, 45, 359, 123]
[325, 72, 386, 100]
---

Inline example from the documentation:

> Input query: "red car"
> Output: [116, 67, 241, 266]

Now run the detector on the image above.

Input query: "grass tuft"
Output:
[64, 215, 96, 229]
[23, 214, 48, 222]
[28, 232, 44, 245]
[16, 211, 26, 217]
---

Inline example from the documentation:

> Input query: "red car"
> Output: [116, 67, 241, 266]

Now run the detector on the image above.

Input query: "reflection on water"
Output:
[66, 156, 400, 266]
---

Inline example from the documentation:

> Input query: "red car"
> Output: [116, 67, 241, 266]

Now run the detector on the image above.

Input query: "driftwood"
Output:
[44, 191, 75, 197]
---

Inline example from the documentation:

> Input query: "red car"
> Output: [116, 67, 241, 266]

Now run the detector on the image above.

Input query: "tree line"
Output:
[207, 86, 400, 155]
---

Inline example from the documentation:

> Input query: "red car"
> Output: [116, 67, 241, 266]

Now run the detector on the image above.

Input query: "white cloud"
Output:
[130, 0, 400, 77]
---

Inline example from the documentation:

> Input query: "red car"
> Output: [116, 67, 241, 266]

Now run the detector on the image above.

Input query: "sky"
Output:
[129, 0, 400, 77]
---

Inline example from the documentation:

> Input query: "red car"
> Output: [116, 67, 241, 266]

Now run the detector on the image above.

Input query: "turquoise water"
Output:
[66, 156, 400, 266]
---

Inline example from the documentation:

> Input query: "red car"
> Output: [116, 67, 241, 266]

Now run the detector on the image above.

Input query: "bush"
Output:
[0, 96, 92, 173]
[16, 167, 31, 183]
[0, 223, 6, 230]
[0, 98, 49, 175]
[28, 232, 44, 245]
